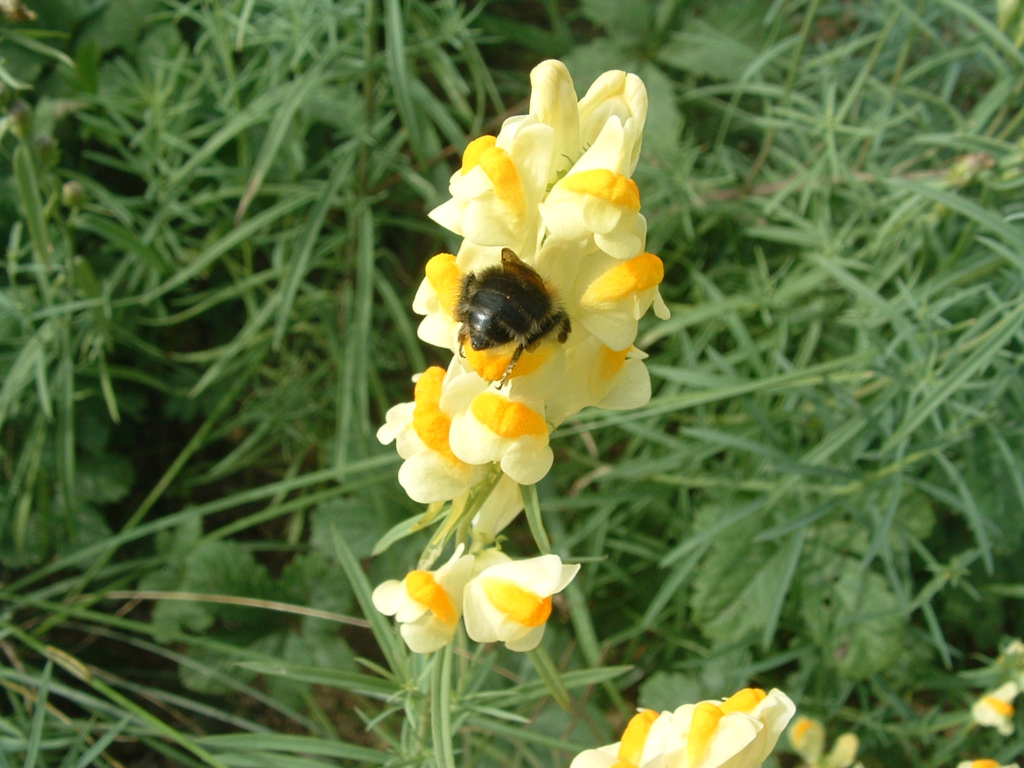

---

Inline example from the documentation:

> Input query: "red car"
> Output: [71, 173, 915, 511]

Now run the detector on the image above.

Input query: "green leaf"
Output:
[691, 538, 790, 646]
[197, 734, 390, 764]
[371, 512, 426, 556]
[331, 525, 408, 679]
[638, 647, 753, 712]
[637, 62, 683, 158]
[311, 499, 388, 561]
[76, 453, 133, 504]
[431, 646, 456, 768]
[526, 645, 571, 711]
[802, 561, 905, 681]
[656, 10, 762, 81]
[522, 483, 551, 554]
[237, 660, 399, 699]
[580, 0, 652, 44]
[149, 540, 279, 641]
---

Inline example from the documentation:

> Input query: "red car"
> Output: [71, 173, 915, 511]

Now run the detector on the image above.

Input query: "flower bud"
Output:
[1, 0, 38, 22]
[8, 99, 32, 139]
[62, 181, 87, 208]
[35, 135, 59, 169]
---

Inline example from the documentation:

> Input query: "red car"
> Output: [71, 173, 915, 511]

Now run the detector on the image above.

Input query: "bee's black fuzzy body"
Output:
[455, 248, 571, 387]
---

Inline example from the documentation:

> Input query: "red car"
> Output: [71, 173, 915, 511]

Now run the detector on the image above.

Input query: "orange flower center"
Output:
[464, 339, 556, 382]
[424, 253, 461, 316]
[684, 702, 724, 768]
[720, 687, 766, 714]
[982, 696, 1015, 717]
[613, 710, 659, 768]
[561, 169, 640, 209]
[405, 570, 457, 625]
[470, 393, 548, 438]
[460, 135, 525, 220]
[482, 578, 552, 627]
[412, 367, 459, 464]
[581, 252, 664, 307]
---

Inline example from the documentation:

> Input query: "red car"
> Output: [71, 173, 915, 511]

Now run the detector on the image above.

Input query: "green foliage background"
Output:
[3, 0, 1024, 766]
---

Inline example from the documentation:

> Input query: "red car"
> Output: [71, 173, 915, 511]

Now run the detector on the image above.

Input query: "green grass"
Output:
[3, 0, 1024, 766]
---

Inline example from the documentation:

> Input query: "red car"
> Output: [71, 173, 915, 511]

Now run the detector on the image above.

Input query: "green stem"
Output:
[521, 483, 551, 555]
[431, 644, 456, 768]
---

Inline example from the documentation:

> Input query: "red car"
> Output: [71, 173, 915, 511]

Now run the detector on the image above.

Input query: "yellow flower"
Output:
[577, 69, 648, 175]
[371, 547, 476, 653]
[574, 251, 671, 351]
[972, 681, 1020, 736]
[788, 716, 862, 768]
[569, 709, 670, 768]
[428, 121, 553, 254]
[462, 551, 579, 652]
[539, 119, 647, 259]
[377, 366, 473, 504]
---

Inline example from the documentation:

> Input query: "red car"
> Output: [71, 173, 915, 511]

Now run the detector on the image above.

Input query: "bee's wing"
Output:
[500, 248, 547, 292]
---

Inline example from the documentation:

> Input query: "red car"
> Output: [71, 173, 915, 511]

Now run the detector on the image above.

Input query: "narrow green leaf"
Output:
[883, 303, 1024, 450]
[198, 733, 390, 763]
[431, 645, 456, 768]
[933, 452, 993, 573]
[521, 483, 552, 555]
[272, 151, 356, 350]
[372, 512, 427, 556]
[72, 215, 170, 276]
[235, 661, 399, 698]
[24, 660, 52, 768]
[384, 0, 425, 161]
[760, 528, 806, 651]
[525, 645, 570, 711]
[235, 63, 326, 224]
[13, 143, 52, 268]
[331, 525, 408, 679]
[70, 717, 131, 768]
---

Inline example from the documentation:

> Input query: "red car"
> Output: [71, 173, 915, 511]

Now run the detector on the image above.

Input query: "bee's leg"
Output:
[456, 273, 477, 318]
[555, 312, 571, 343]
[498, 344, 526, 389]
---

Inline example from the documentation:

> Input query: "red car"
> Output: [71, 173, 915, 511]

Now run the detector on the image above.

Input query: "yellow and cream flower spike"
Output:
[376, 60, 667, 652]
[956, 761, 1020, 768]
[383, 59, 668, 509]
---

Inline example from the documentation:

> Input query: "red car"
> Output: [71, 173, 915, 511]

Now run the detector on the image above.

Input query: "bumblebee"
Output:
[456, 248, 571, 388]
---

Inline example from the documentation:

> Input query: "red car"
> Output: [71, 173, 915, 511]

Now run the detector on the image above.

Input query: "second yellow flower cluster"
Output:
[372, 547, 578, 653]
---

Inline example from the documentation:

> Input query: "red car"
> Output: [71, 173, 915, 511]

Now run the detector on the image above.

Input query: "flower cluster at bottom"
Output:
[570, 687, 796, 768]
[371, 547, 579, 654]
